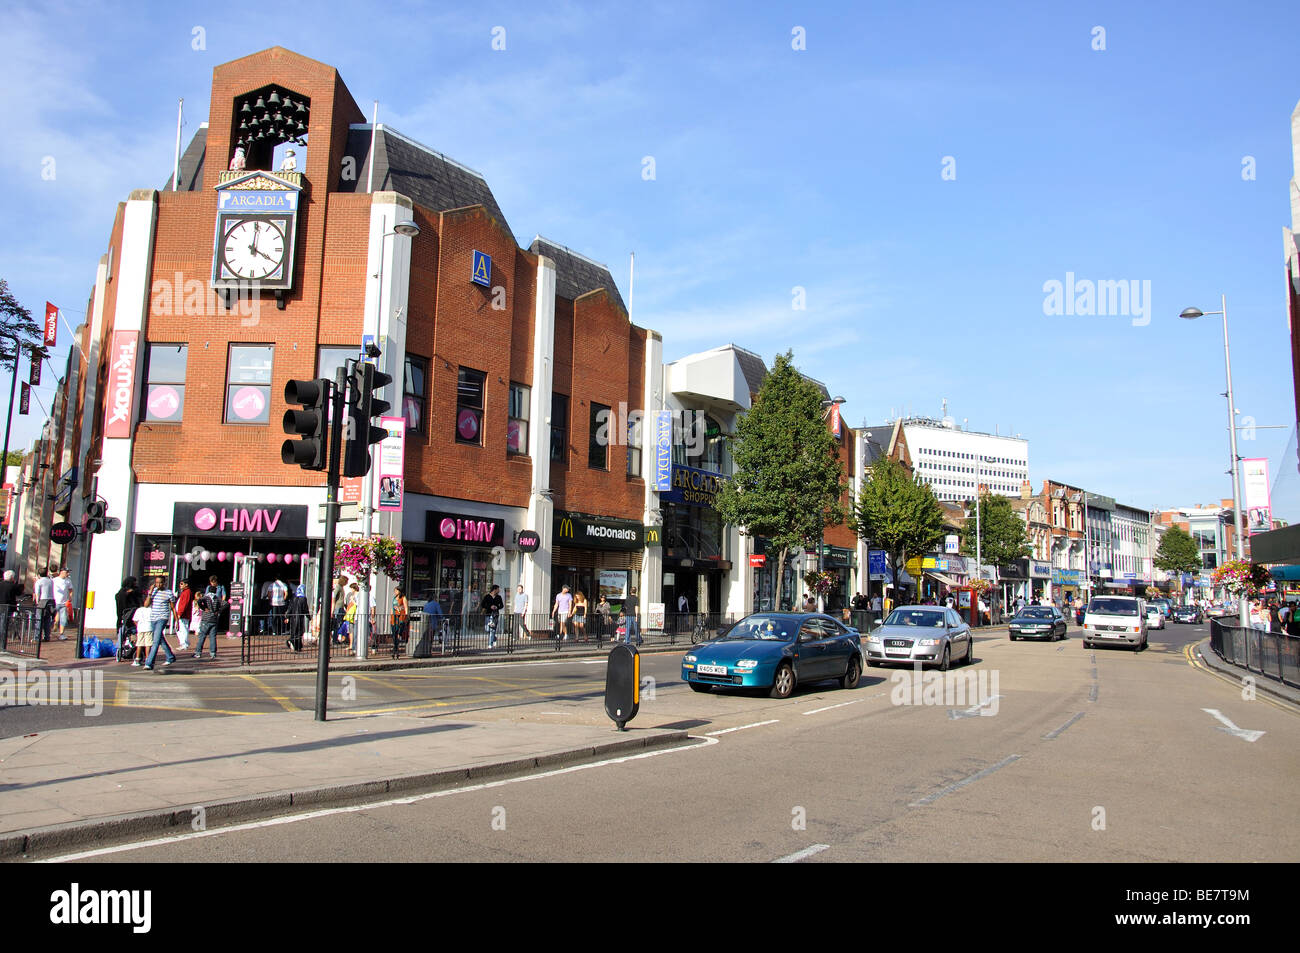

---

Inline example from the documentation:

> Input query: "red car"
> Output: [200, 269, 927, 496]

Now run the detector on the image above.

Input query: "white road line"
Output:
[1043, 711, 1085, 739]
[1202, 708, 1265, 742]
[703, 720, 779, 736]
[946, 695, 1002, 720]
[1088, 684, 1098, 702]
[40, 735, 721, 862]
[909, 754, 1021, 807]
[773, 844, 830, 863]
[803, 698, 866, 715]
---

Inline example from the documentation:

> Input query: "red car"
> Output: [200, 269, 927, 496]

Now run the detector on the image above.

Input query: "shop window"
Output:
[456, 366, 485, 446]
[626, 410, 642, 477]
[550, 392, 569, 463]
[405, 355, 428, 434]
[317, 346, 352, 383]
[225, 344, 273, 424]
[144, 343, 187, 422]
[589, 402, 610, 470]
[508, 383, 529, 455]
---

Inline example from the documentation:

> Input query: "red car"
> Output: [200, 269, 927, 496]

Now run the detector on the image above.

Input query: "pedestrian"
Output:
[343, 582, 360, 647]
[270, 575, 289, 638]
[480, 584, 502, 648]
[131, 599, 154, 667]
[331, 574, 349, 645]
[286, 584, 308, 652]
[513, 585, 531, 640]
[52, 568, 73, 640]
[552, 584, 573, 640]
[143, 575, 178, 669]
[391, 585, 411, 651]
[883, 589, 894, 614]
[114, 576, 141, 655]
[0, 569, 24, 649]
[572, 590, 588, 641]
[34, 568, 55, 641]
[425, 591, 445, 645]
[870, 592, 882, 613]
[193, 576, 225, 659]
[595, 595, 611, 641]
[170, 581, 192, 650]
[626, 589, 642, 645]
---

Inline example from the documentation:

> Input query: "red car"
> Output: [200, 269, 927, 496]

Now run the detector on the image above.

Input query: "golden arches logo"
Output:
[558, 517, 574, 539]
[645, 527, 660, 544]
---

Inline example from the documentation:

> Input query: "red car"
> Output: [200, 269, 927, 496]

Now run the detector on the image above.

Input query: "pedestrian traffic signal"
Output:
[85, 500, 107, 534]
[342, 362, 393, 478]
[282, 378, 329, 471]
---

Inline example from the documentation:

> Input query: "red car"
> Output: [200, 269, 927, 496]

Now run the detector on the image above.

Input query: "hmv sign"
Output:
[426, 510, 504, 548]
[174, 502, 308, 538]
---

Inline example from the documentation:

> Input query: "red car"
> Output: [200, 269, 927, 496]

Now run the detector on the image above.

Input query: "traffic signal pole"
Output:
[314, 368, 346, 721]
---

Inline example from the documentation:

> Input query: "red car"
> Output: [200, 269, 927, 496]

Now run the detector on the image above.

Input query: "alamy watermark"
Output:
[594, 402, 706, 458]
[890, 665, 1000, 716]
[1042, 272, 1151, 327]
[1, 663, 103, 716]
[151, 272, 265, 326]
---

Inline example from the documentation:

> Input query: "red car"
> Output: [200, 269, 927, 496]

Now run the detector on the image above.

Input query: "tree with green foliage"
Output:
[962, 492, 1031, 570]
[850, 455, 946, 595]
[1154, 524, 1201, 576]
[0, 279, 48, 369]
[714, 351, 845, 608]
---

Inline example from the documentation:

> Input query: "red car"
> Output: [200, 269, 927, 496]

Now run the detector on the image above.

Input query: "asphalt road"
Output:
[47, 622, 1299, 863]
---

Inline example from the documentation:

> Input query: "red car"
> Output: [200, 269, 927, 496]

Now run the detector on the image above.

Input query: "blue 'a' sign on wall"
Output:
[472, 250, 492, 287]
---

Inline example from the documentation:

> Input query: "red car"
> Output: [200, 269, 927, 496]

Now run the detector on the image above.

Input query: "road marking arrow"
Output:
[947, 695, 1001, 719]
[1202, 708, 1265, 742]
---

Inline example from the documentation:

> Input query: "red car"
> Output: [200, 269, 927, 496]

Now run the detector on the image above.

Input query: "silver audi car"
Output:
[863, 605, 974, 670]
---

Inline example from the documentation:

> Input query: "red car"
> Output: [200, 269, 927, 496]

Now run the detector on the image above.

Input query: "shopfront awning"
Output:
[924, 570, 960, 588]
[1268, 564, 1300, 581]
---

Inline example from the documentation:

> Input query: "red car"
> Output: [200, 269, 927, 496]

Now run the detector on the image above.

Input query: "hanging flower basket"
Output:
[802, 569, 837, 597]
[335, 535, 404, 580]
[1211, 559, 1270, 598]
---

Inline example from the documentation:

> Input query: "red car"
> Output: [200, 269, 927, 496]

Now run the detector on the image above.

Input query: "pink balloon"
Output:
[284, 553, 295, 564]
[217, 552, 227, 562]
[267, 553, 277, 564]
[183, 553, 193, 563]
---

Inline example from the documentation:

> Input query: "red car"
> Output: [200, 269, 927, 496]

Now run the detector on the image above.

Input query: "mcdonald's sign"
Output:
[644, 525, 662, 548]
[553, 511, 645, 551]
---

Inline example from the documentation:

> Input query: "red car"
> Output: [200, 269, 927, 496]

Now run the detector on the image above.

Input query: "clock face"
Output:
[221, 219, 287, 281]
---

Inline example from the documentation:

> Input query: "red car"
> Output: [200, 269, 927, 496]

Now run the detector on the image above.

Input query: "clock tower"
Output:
[211, 170, 302, 297]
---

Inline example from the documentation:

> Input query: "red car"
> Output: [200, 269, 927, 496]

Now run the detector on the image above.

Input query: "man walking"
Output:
[52, 568, 73, 640]
[194, 579, 224, 660]
[552, 584, 573, 640]
[34, 568, 55, 641]
[143, 576, 177, 670]
[173, 580, 194, 651]
[482, 584, 504, 649]
[269, 575, 289, 638]
[513, 585, 531, 640]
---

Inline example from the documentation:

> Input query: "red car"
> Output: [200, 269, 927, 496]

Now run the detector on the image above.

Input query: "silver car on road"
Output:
[863, 606, 974, 670]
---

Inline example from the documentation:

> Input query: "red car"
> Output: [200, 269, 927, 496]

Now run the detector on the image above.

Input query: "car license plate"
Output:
[697, 664, 728, 676]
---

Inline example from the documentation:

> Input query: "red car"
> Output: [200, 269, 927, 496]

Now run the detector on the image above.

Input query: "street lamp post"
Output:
[1179, 295, 1248, 626]
[354, 217, 419, 660]
[817, 396, 846, 611]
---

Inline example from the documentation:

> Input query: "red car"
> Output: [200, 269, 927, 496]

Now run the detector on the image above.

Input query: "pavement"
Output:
[0, 706, 689, 861]
[1191, 636, 1300, 707]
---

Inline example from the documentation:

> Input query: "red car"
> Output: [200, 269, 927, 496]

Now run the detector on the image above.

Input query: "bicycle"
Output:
[690, 615, 711, 645]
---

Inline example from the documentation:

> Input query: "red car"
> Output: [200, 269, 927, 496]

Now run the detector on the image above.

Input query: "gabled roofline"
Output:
[349, 123, 488, 181]
[531, 234, 612, 271]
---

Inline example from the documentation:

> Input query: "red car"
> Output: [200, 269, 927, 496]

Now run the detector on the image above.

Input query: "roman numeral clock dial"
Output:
[222, 219, 287, 281]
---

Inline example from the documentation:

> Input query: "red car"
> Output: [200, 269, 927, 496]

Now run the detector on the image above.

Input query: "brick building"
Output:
[69, 47, 660, 634]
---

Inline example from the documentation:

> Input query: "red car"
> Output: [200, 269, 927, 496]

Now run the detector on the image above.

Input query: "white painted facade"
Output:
[903, 419, 1029, 503]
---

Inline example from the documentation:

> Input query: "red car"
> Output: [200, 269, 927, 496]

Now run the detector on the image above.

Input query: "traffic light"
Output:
[282, 378, 330, 470]
[342, 361, 393, 478]
[85, 500, 107, 534]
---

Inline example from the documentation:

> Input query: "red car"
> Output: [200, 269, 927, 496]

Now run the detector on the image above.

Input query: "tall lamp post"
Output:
[1179, 295, 1248, 626]
[816, 396, 846, 611]
[355, 218, 420, 660]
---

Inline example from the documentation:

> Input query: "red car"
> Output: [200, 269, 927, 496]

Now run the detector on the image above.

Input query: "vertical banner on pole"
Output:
[1241, 458, 1272, 536]
[376, 415, 405, 511]
[29, 352, 40, 386]
[44, 303, 58, 348]
[19, 382, 29, 415]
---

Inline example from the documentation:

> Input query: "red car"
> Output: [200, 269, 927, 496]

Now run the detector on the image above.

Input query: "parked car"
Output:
[863, 606, 974, 670]
[681, 612, 862, 699]
[1145, 604, 1165, 630]
[1083, 596, 1147, 650]
[1171, 605, 1203, 624]
[1008, 606, 1068, 641]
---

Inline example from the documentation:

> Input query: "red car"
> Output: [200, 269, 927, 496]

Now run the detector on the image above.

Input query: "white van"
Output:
[1082, 596, 1147, 651]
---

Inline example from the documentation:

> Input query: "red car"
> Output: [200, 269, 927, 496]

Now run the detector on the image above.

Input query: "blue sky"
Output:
[3, 0, 1298, 518]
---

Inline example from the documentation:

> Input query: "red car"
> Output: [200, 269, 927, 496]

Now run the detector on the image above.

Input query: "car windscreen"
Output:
[1016, 608, 1053, 619]
[883, 609, 946, 628]
[725, 615, 796, 640]
[1089, 599, 1139, 616]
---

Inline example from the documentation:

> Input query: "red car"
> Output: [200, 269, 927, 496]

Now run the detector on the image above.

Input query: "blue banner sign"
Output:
[654, 410, 673, 491]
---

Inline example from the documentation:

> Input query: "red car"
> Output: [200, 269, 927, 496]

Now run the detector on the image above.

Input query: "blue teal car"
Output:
[681, 612, 863, 699]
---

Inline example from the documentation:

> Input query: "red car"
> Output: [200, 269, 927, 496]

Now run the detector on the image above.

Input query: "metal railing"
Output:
[1, 605, 45, 659]
[1209, 618, 1300, 689]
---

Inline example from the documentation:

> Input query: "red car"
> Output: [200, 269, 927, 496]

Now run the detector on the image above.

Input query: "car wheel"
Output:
[770, 663, 795, 699]
[840, 655, 861, 690]
[964, 636, 974, 666]
[689, 682, 710, 693]
[936, 644, 950, 672]
[1010, 634, 1017, 641]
